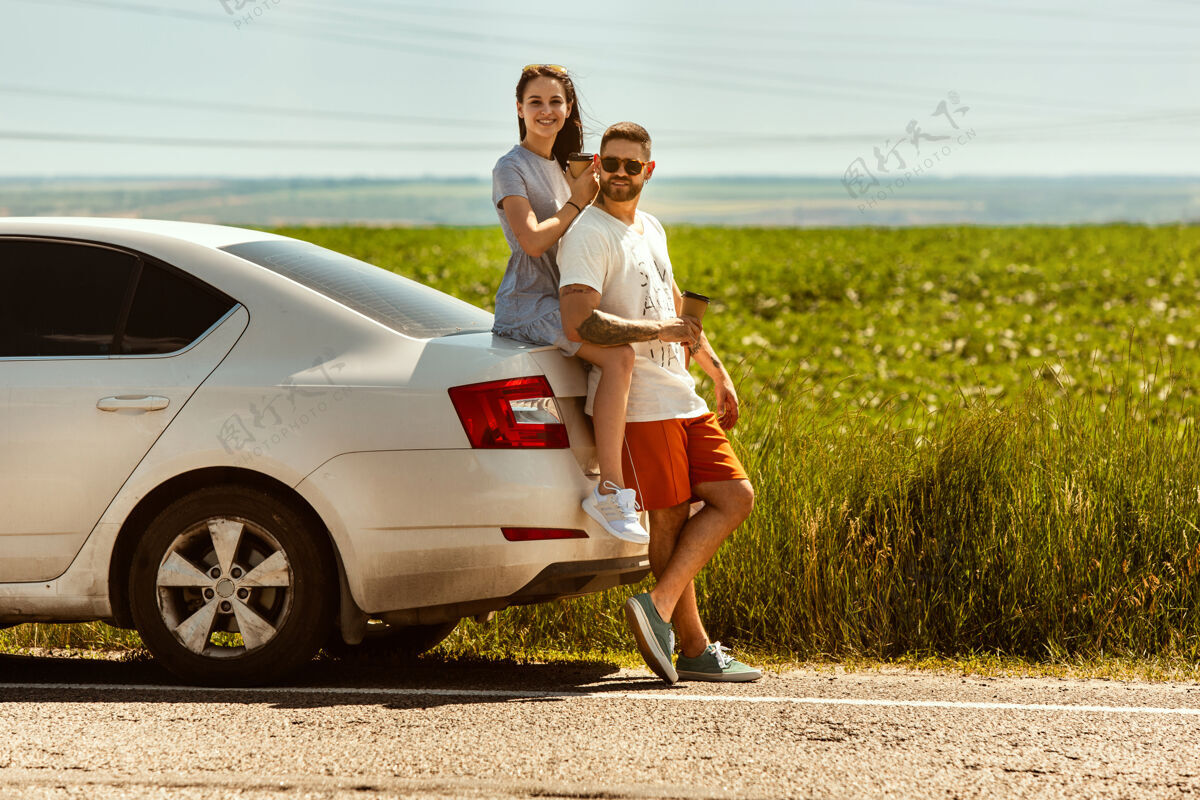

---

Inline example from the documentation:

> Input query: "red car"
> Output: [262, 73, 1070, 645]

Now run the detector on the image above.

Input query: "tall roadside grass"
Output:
[717, 368, 1199, 659]
[0, 620, 141, 652]
[448, 365, 1200, 662]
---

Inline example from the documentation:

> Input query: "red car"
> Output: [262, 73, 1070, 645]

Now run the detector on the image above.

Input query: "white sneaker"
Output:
[582, 480, 650, 544]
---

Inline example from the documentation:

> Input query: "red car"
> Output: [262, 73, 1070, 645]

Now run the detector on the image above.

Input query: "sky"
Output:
[2, 0, 1198, 179]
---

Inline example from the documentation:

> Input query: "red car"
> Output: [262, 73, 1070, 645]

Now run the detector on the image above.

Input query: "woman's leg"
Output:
[575, 342, 635, 492]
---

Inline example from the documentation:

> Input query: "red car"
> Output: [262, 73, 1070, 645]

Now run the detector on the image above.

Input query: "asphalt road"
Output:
[1, 652, 1199, 799]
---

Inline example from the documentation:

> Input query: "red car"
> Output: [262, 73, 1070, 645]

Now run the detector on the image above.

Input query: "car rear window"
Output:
[221, 239, 492, 339]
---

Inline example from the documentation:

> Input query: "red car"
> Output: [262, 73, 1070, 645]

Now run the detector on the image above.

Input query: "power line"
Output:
[284, 0, 1200, 56]
[0, 83, 500, 129]
[0, 80, 1072, 144]
[240, 2, 1192, 114]
[36, 0, 959, 113]
[282, 0, 855, 47]
[0, 131, 504, 151]
[4, 67, 1200, 152]
[286, 0, 1200, 51]
[28, 0, 526, 68]
[9, 76, 1200, 143]
[0, 80, 910, 143]
[280, 2, 1200, 62]
[5, 104, 1199, 153]
[26, 0, 1143, 116]
[861, 0, 1200, 30]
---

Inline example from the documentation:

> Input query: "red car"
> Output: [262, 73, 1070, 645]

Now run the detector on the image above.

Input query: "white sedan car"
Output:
[0, 217, 649, 684]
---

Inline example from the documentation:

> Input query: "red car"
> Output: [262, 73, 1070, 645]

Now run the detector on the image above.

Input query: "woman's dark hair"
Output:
[516, 65, 583, 170]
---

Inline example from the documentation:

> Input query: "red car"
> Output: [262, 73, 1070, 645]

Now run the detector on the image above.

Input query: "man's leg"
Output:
[647, 479, 754, 653]
[621, 415, 755, 682]
[647, 503, 710, 660]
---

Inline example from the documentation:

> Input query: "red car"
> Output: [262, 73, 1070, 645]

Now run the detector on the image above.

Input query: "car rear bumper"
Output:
[296, 449, 649, 615]
[377, 554, 651, 626]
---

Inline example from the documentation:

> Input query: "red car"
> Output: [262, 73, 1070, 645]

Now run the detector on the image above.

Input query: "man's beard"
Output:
[600, 177, 643, 202]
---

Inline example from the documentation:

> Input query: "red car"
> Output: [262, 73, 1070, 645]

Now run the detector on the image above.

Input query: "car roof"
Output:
[0, 217, 287, 250]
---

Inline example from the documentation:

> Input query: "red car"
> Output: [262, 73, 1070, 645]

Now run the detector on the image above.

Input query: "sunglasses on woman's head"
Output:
[523, 63, 567, 74]
[599, 157, 648, 175]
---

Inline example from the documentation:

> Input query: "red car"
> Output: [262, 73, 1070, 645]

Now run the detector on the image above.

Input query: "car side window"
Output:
[0, 239, 136, 357]
[120, 260, 236, 355]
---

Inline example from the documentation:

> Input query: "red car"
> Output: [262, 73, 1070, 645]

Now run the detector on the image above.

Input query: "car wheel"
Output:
[129, 485, 334, 686]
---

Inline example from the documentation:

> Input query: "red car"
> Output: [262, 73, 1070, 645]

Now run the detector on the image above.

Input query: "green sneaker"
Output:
[675, 642, 762, 682]
[624, 593, 678, 684]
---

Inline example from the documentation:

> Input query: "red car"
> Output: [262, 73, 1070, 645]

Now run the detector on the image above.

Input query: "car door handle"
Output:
[97, 395, 170, 412]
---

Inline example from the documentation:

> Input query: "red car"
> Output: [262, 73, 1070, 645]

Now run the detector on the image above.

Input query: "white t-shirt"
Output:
[558, 206, 708, 422]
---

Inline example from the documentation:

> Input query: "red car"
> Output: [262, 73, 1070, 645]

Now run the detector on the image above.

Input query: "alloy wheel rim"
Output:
[155, 516, 294, 659]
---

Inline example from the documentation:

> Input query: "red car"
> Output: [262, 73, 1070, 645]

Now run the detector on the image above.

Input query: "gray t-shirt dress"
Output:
[491, 144, 581, 355]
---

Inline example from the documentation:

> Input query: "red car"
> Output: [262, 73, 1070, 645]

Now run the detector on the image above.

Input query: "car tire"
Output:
[129, 484, 334, 686]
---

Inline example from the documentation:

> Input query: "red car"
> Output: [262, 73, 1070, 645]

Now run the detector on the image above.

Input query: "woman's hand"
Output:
[567, 160, 598, 208]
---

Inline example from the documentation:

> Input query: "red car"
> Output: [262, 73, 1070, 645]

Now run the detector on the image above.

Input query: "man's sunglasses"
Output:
[599, 157, 649, 175]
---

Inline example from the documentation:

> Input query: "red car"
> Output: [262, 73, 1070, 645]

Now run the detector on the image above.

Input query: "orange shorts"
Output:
[620, 412, 749, 511]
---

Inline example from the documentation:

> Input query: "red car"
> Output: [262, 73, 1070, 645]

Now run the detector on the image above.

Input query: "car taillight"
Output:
[502, 527, 588, 541]
[448, 376, 569, 449]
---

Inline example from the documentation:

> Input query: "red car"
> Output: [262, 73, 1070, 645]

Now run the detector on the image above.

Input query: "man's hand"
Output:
[658, 316, 702, 349]
[713, 372, 740, 429]
[687, 330, 739, 429]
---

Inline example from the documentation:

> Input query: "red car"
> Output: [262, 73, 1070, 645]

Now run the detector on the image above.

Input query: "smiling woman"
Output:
[491, 64, 592, 335]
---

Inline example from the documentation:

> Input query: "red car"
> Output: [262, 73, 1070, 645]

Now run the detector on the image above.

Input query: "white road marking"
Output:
[2, 682, 1199, 715]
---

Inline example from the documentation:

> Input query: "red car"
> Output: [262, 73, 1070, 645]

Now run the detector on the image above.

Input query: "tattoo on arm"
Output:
[577, 311, 661, 345]
[559, 286, 594, 297]
[692, 336, 724, 373]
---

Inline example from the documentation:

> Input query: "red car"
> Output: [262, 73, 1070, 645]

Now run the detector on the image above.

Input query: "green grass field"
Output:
[5, 223, 1200, 668]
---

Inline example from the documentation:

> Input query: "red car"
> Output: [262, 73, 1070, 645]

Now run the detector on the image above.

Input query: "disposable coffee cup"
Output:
[680, 290, 710, 321]
[567, 152, 594, 178]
